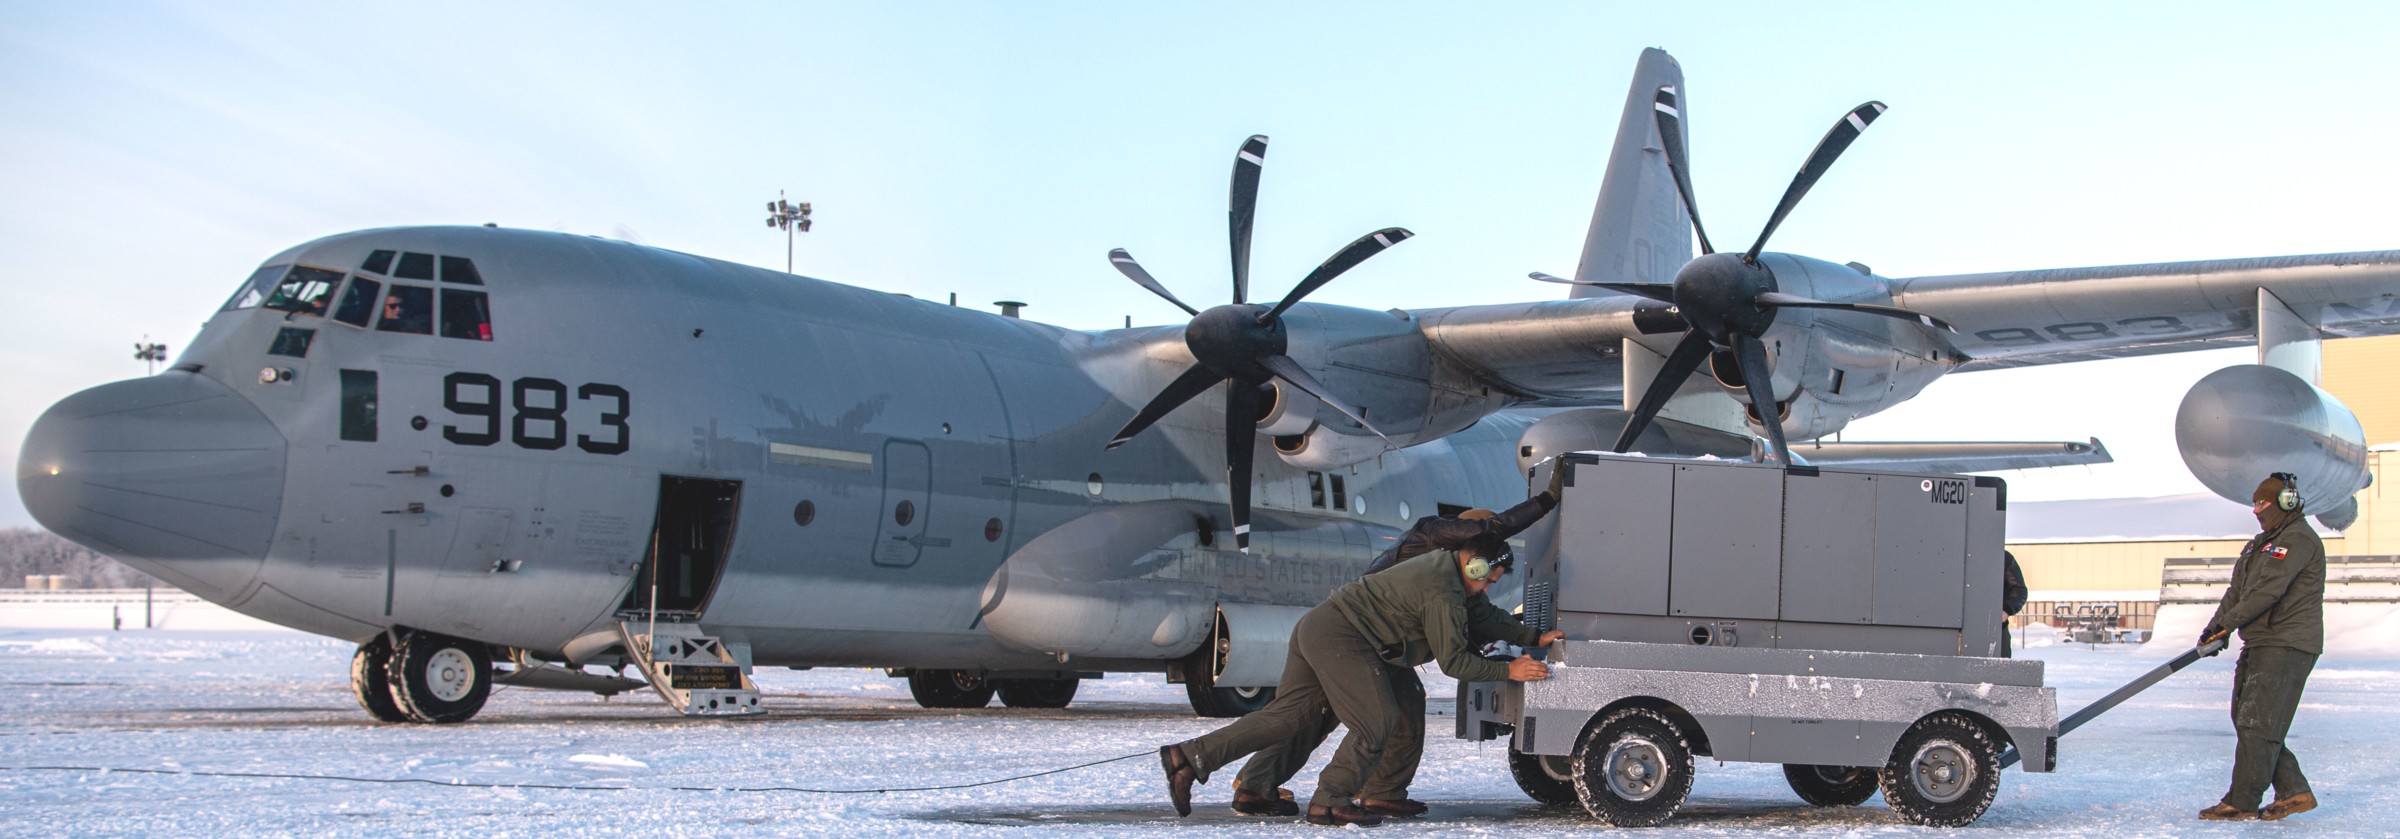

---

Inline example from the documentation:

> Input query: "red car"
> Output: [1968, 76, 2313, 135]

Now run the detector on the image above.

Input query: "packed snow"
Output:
[1, 603, 2395, 836]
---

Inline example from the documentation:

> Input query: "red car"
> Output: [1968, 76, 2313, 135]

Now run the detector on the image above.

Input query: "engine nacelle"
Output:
[1273, 422, 1391, 470]
[2175, 364, 2368, 530]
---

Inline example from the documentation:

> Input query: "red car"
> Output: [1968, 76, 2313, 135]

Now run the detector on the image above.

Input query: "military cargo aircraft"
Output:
[19, 49, 2400, 723]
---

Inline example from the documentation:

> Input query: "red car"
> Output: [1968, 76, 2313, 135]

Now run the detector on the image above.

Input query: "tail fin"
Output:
[1571, 48, 1691, 294]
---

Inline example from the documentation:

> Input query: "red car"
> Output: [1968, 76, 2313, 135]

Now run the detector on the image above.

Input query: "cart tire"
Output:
[1880, 712, 2002, 827]
[1783, 763, 1879, 806]
[908, 669, 996, 708]
[1571, 707, 1696, 826]
[1508, 742, 1579, 806]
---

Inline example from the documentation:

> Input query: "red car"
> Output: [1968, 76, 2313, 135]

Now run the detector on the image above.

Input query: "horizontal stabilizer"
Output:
[1795, 437, 2111, 474]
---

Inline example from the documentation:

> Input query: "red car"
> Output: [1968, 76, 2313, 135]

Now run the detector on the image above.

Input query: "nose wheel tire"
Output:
[1784, 763, 1880, 806]
[1507, 742, 1580, 806]
[349, 637, 409, 723]
[994, 677, 1079, 709]
[1572, 707, 1696, 827]
[386, 631, 493, 723]
[908, 669, 997, 708]
[1879, 712, 2002, 827]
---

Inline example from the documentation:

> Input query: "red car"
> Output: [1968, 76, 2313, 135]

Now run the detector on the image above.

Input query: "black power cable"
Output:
[4, 750, 1151, 794]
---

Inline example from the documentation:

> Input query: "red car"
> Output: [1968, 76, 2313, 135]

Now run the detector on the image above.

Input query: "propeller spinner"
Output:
[1534, 89, 1953, 466]
[1105, 135, 1411, 552]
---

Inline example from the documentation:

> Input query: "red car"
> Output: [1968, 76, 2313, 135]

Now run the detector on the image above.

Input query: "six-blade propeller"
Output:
[1104, 135, 1411, 552]
[1535, 89, 1954, 466]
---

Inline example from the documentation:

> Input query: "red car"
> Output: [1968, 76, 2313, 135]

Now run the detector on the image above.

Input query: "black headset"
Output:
[2272, 471, 2301, 511]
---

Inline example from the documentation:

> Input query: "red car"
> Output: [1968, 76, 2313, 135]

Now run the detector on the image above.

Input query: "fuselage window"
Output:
[339, 369, 378, 442]
[332, 276, 383, 327]
[263, 266, 343, 317]
[394, 252, 436, 280]
[440, 255, 484, 285]
[267, 327, 315, 358]
[361, 250, 396, 275]
[376, 285, 434, 335]
[221, 264, 289, 311]
[439, 288, 493, 341]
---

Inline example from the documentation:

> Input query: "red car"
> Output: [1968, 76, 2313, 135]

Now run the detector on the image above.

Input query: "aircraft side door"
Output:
[871, 438, 933, 567]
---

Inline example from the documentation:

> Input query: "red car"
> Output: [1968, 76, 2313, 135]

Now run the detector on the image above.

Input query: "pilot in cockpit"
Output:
[377, 289, 433, 335]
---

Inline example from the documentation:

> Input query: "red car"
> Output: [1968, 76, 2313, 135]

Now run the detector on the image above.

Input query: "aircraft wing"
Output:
[1795, 438, 2112, 474]
[1892, 250, 2400, 372]
[1411, 294, 1680, 405]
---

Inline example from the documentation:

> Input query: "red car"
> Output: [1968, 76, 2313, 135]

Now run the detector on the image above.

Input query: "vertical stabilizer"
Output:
[1572, 48, 1693, 293]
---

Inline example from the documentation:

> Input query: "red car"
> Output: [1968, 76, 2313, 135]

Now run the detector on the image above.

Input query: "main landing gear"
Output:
[903, 669, 1085, 710]
[352, 630, 494, 724]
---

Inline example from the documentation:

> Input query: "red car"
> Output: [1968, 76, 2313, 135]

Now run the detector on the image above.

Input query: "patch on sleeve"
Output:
[2267, 545, 2289, 560]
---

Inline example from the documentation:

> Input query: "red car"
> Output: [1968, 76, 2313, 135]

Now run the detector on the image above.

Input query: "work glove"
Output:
[2199, 625, 2226, 656]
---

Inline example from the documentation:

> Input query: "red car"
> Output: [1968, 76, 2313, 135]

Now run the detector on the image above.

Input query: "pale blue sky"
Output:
[5, 2, 2397, 528]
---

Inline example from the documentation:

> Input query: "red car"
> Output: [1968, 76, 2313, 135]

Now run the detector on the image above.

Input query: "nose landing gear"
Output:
[350, 630, 494, 724]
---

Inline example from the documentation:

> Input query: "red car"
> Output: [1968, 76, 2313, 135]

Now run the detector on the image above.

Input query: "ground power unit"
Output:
[1460, 452, 2058, 827]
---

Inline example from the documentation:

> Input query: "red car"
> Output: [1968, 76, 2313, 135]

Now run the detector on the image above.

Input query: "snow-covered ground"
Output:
[1, 606, 2395, 837]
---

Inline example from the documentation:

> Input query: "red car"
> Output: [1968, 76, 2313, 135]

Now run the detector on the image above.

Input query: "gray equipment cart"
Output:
[1459, 452, 2058, 827]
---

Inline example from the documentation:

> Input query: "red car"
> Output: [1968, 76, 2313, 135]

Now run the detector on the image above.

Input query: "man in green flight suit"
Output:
[1159, 536, 1562, 826]
[2195, 472, 2326, 822]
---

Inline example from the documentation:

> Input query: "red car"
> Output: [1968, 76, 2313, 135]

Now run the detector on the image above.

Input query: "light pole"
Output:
[134, 338, 167, 375]
[765, 191, 813, 273]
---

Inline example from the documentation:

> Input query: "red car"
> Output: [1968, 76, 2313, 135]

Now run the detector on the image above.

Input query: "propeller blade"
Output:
[1258, 355, 1388, 441]
[1261, 227, 1413, 324]
[1228, 134, 1268, 305]
[1104, 364, 1225, 449]
[1108, 248, 1200, 316]
[1612, 329, 1714, 453]
[1224, 380, 1261, 552]
[1532, 272, 1677, 304]
[1732, 333, 1791, 465]
[1754, 291, 1956, 332]
[1744, 101, 1888, 264]
[1651, 85, 1715, 255]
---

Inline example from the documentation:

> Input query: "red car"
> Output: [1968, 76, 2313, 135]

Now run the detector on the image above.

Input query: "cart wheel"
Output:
[1783, 763, 1879, 806]
[1879, 712, 2002, 827]
[1507, 742, 1579, 806]
[1571, 707, 1695, 827]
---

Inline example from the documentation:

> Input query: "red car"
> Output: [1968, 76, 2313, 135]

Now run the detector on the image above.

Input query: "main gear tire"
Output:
[1879, 712, 2002, 827]
[1180, 644, 1272, 717]
[1783, 763, 1880, 806]
[995, 677, 1079, 709]
[1571, 707, 1696, 827]
[908, 669, 996, 709]
[386, 631, 492, 724]
[1508, 742, 1580, 806]
[349, 637, 409, 723]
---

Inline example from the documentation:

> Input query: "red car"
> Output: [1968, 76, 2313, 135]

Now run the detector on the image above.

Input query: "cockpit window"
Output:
[440, 256, 483, 285]
[262, 266, 343, 316]
[375, 285, 434, 335]
[361, 250, 396, 275]
[332, 276, 382, 327]
[395, 252, 436, 280]
[439, 288, 494, 341]
[221, 264, 289, 311]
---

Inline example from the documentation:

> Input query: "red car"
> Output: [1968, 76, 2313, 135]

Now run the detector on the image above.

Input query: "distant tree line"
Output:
[1, 527, 153, 588]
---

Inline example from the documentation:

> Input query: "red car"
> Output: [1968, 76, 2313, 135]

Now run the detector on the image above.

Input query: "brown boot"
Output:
[2262, 791, 2317, 820]
[2197, 802, 2258, 821]
[1159, 745, 1197, 817]
[1358, 797, 1429, 817]
[1306, 803, 1385, 827]
[1233, 787, 1300, 817]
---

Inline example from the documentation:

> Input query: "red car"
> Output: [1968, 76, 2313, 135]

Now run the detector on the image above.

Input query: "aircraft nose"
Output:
[17, 372, 287, 599]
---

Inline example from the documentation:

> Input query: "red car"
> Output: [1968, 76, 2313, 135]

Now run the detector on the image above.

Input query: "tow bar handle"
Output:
[1997, 633, 2230, 769]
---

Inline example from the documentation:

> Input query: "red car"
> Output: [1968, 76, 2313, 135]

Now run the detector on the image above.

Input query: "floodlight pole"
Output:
[134, 337, 167, 376]
[764, 190, 814, 274]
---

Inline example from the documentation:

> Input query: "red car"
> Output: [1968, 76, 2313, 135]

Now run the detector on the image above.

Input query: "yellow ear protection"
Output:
[2274, 471, 2301, 511]
[1462, 549, 1514, 582]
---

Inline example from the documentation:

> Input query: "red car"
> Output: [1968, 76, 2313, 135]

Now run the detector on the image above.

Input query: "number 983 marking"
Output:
[442, 372, 629, 455]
